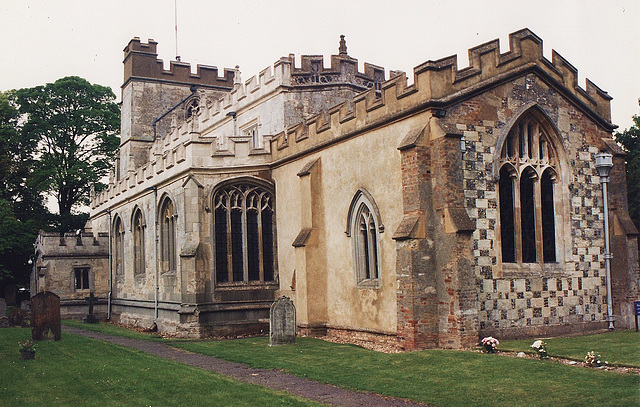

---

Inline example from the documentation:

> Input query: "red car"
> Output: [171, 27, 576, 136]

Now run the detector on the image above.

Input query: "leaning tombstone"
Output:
[31, 291, 61, 341]
[269, 296, 296, 346]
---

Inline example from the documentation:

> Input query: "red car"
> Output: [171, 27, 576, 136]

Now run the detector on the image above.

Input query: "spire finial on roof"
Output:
[339, 35, 348, 56]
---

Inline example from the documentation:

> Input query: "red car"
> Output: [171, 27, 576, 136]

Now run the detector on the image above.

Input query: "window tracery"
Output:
[213, 183, 275, 284]
[160, 198, 177, 273]
[132, 208, 145, 275]
[185, 97, 200, 120]
[498, 113, 559, 265]
[348, 191, 382, 286]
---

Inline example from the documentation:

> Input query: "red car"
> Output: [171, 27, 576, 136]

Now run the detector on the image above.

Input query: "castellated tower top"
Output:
[122, 37, 235, 90]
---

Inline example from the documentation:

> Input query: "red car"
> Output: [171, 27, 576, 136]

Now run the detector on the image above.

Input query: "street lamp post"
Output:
[594, 151, 615, 330]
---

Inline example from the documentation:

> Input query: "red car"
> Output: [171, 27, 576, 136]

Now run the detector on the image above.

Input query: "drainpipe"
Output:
[594, 152, 615, 330]
[107, 209, 113, 320]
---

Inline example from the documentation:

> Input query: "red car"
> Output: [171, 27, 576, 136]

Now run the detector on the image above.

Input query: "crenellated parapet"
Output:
[36, 231, 108, 257]
[290, 53, 385, 90]
[123, 37, 235, 90]
[411, 29, 612, 121]
[272, 28, 615, 160]
[150, 45, 388, 154]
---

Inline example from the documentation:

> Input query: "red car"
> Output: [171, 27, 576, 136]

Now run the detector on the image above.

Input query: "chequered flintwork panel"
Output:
[458, 116, 608, 331]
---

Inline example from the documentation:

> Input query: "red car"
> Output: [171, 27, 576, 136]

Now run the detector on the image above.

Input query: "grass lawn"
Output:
[500, 330, 640, 366]
[172, 334, 640, 407]
[62, 319, 165, 341]
[0, 327, 320, 407]
[5, 322, 639, 407]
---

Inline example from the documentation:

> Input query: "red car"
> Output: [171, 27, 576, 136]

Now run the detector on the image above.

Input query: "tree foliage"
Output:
[0, 78, 120, 287]
[615, 106, 640, 231]
[0, 92, 48, 285]
[13, 76, 120, 232]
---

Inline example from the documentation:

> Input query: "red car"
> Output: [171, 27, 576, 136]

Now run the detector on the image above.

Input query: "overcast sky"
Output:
[1, 0, 638, 131]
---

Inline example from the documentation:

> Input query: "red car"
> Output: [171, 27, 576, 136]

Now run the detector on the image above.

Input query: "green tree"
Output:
[13, 76, 120, 233]
[615, 104, 640, 231]
[0, 91, 48, 286]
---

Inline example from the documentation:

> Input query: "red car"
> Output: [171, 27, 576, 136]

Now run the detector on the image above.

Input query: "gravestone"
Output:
[8, 308, 27, 327]
[4, 285, 17, 305]
[0, 316, 8, 328]
[269, 296, 296, 346]
[0, 298, 6, 317]
[31, 291, 61, 341]
[83, 291, 99, 323]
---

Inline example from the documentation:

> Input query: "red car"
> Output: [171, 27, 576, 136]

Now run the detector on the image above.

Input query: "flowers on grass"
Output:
[18, 340, 35, 352]
[481, 336, 499, 353]
[531, 339, 548, 359]
[584, 351, 607, 367]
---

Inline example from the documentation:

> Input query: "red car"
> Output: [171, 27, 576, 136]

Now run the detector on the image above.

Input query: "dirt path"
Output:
[62, 325, 430, 407]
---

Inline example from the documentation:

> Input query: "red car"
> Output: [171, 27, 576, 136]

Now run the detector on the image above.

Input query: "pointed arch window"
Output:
[347, 190, 383, 286]
[113, 216, 125, 276]
[498, 113, 559, 265]
[159, 198, 177, 273]
[132, 208, 146, 275]
[213, 183, 276, 284]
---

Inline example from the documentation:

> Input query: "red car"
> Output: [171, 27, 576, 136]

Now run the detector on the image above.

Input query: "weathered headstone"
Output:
[31, 291, 61, 341]
[83, 291, 99, 323]
[4, 285, 17, 305]
[0, 316, 9, 328]
[8, 308, 27, 327]
[269, 296, 296, 346]
[0, 298, 6, 317]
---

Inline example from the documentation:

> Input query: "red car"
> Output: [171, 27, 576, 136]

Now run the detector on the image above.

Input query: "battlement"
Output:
[289, 52, 385, 90]
[35, 231, 109, 257]
[123, 37, 235, 90]
[272, 28, 615, 160]
[148, 43, 388, 147]
[411, 29, 612, 119]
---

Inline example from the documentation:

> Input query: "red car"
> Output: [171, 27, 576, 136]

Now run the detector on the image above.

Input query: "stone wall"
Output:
[447, 74, 614, 338]
[32, 232, 109, 319]
[269, 28, 636, 348]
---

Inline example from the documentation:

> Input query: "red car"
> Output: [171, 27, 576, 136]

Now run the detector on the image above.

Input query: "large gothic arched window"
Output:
[498, 112, 559, 265]
[213, 183, 276, 284]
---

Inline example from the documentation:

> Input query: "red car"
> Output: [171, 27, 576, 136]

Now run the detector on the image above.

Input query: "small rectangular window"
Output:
[74, 268, 90, 290]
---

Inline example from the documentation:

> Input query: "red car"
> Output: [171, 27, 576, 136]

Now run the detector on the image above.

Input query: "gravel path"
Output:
[62, 325, 430, 407]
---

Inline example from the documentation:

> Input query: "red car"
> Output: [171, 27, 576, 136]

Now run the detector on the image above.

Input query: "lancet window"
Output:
[113, 216, 125, 276]
[132, 208, 145, 275]
[347, 190, 382, 286]
[160, 198, 177, 273]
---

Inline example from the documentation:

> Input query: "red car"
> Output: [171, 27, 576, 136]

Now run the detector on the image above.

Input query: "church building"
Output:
[32, 29, 639, 350]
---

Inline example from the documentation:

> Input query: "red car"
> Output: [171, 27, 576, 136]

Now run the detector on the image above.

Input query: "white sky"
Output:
[1, 0, 638, 132]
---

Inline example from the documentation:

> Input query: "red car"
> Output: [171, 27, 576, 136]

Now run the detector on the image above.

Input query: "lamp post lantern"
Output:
[594, 151, 615, 330]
